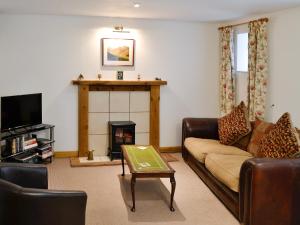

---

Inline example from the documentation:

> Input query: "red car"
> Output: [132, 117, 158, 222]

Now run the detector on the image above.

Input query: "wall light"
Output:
[113, 25, 130, 33]
[133, 3, 140, 8]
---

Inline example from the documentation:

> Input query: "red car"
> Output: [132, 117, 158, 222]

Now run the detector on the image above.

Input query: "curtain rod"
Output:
[218, 17, 269, 30]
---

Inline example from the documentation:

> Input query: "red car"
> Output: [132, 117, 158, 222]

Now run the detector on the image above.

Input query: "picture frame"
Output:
[102, 38, 135, 66]
[117, 71, 123, 80]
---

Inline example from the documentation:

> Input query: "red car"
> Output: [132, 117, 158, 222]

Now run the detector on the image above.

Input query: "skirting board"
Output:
[159, 146, 181, 153]
[54, 146, 181, 158]
[54, 151, 78, 158]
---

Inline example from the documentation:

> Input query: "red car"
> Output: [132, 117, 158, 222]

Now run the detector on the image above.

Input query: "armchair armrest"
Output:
[15, 188, 87, 225]
[182, 118, 219, 159]
[239, 158, 300, 225]
[0, 163, 48, 189]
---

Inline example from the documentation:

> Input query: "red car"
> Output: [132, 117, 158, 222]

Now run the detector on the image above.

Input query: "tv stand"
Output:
[0, 124, 55, 163]
[33, 124, 46, 129]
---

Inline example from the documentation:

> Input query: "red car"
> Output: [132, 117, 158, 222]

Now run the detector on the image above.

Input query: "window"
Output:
[236, 33, 248, 72]
[233, 25, 249, 104]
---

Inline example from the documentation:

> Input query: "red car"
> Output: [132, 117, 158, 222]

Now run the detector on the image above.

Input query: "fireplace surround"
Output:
[72, 80, 167, 157]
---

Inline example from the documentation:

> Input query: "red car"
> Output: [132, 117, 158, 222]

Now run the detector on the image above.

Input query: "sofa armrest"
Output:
[16, 188, 87, 225]
[182, 118, 219, 159]
[239, 158, 300, 225]
[0, 163, 48, 189]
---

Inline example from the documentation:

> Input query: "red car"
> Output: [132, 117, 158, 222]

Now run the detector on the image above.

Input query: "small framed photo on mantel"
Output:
[117, 71, 123, 80]
[102, 38, 135, 66]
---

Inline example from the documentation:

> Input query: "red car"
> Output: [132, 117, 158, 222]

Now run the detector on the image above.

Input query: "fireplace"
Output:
[108, 121, 136, 160]
[72, 80, 167, 157]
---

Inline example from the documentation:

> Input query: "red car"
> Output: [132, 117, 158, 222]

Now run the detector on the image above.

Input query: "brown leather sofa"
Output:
[0, 163, 87, 225]
[182, 118, 300, 225]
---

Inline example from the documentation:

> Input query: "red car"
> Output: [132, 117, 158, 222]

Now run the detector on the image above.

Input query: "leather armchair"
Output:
[0, 163, 87, 225]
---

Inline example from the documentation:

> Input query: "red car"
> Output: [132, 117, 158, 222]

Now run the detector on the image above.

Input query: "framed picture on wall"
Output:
[102, 38, 135, 66]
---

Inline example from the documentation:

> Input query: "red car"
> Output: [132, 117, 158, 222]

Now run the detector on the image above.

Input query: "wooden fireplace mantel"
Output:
[72, 80, 167, 86]
[72, 79, 167, 157]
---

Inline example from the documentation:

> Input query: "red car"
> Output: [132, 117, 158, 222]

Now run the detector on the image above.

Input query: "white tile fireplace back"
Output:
[89, 134, 108, 156]
[110, 91, 129, 112]
[88, 113, 109, 134]
[88, 91, 150, 156]
[89, 91, 109, 112]
[130, 92, 150, 112]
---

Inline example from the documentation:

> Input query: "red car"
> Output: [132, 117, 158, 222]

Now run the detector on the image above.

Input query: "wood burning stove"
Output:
[108, 121, 136, 160]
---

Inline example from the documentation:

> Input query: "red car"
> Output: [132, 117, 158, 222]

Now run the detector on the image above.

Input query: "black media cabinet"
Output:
[0, 124, 55, 163]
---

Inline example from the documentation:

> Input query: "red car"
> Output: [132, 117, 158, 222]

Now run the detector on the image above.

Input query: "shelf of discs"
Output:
[0, 124, 55, 163]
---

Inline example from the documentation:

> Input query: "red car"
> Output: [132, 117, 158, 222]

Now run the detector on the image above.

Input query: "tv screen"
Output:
[1, 93, 42, 131]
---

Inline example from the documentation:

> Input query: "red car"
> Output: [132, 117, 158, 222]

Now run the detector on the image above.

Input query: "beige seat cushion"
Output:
[205, 153, 253, 192]
[184, 137, 253, 163]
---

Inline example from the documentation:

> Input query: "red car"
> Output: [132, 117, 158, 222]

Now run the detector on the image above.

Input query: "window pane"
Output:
[236, 33, 248, 72]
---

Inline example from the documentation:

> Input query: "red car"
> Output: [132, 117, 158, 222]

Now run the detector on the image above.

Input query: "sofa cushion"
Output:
[218, 101, 251, 145]
[232, 121, 255, 150]
[205, 153, 253, 192]
[292, 151, 300, 158]
[257, 112, 300, 158]
[184, 137, 253, 163]
[247, 119, 274, 156]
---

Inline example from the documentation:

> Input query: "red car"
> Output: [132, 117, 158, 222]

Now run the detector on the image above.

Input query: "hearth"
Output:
[108, 121, 135, 160]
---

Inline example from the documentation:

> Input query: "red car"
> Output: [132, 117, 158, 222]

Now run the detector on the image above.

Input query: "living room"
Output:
[0, 1, 300, 225]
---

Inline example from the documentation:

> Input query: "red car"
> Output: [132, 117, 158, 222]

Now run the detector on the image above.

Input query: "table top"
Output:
[121, 145, 174, 174]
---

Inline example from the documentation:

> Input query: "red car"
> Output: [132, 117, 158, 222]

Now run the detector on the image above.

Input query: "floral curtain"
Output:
[248, 20, 268, 120]
[219, 26, 235, 116]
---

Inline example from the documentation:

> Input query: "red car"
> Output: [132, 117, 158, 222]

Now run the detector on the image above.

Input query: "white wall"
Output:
[0, 14, 219, 151]
[266, 7, 300, 127]
[220, 6, 300, 127]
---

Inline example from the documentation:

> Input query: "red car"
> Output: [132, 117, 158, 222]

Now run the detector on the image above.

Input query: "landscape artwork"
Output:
[102, 38, 135, 66]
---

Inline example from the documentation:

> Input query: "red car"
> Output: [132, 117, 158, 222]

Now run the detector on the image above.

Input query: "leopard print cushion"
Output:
[297, 127, 300, 136]
[292, 152, 300, 158]
[232, 121, 255, 151]
[257, 113, 300, 158]
[218, 101, 251, 145]
[247, 119, 274, 157]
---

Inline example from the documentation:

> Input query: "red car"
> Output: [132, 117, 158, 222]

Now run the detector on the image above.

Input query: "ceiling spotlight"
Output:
[133, 3, 140, 8]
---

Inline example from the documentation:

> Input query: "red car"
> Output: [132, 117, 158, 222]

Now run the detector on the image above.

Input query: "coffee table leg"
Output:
[131, 175, 136, 212]
[170, 174, 176, 211]
[121, 151, 125, 176]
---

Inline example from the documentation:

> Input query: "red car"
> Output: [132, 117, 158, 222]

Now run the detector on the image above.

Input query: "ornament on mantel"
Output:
[78, 73, 84, 80]
[87, 149, 95, 161]
[137, 74, 141, 80]
[97, 74, 102, 80]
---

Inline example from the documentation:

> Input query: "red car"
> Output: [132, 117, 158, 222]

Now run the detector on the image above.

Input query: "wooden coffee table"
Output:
[121, 145, 176, 212]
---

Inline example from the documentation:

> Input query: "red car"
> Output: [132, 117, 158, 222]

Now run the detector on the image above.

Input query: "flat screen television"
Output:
[1, 93, 42, 132]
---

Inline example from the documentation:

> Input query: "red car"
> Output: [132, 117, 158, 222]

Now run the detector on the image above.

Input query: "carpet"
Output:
[70, 153, 178, 167]
[47, 154, 239, 225]
[119, 174, 185, 222]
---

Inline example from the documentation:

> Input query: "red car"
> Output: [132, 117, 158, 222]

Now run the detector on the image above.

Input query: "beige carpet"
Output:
[47, 154, 239, 225]
[70, 153, 178, 167]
